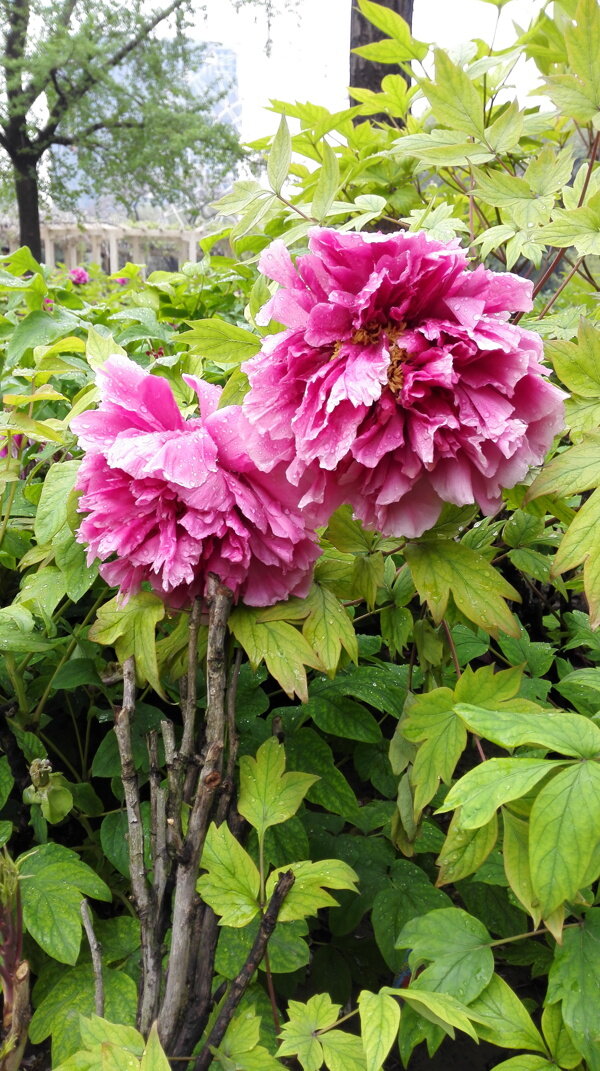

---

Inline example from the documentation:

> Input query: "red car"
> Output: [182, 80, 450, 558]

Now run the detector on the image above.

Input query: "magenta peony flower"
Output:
[71, 355, 320, 607]
[115, 277, 128, 286]
[69, 267, 90, 285]
[244, 228, 566, 538]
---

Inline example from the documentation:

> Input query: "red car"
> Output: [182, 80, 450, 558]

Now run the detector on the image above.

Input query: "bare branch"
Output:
[80, 900, 104, 1016]
[193, 871, 296, 1071]
[113, 657, 161, 1034]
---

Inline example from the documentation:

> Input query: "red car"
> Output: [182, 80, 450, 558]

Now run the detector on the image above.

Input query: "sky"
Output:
[196, 0, 546, 141]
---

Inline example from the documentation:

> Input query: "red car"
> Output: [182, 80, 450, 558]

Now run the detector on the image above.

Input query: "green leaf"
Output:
[436, 812, 498, 886]
[404, 539, 520, 638]
[229, 608, 323, 701]
[547, 908, 600, 1070]
[396, 907, 493, 1005]
[436, 759, 564, 829]
[178, 317, 261, 363]
[526, 432, 600, 498]
[303, 694, 382, 743]
[265, 859, 358, 922]
[196, 821, 260, 927]
[454, 704, 600, 758]
[537, 195, 600, 256]
[546, 319, 600, 397]
[53, 527, 98, 602]
[86, 326, 126, 369]
[472, 168, 552, 228]
[565, 0, 600, 107]
[0, 756, 14, 809]
[387, 987, 479, 1041]
[6, 308, 82, 369]
[541, 1003, 583, 1070]
[553, 485, 600, 626]
[311, 142, 340, 222]
[89, 592, 166, 697]
[319, 1030, 367, 1071]
[301, 583, 358, 672]
[529, 762, 600, 917]
[402, 688, 467, 815]
[29, 964, 137, 1065]
[79, 1016, 144, 1056]
[421, 50, 485, 137]
[268, 115, 292, 195]
[140, 1022, 170, 1071]
[468, 973, 546, 1052]
[356, 0, 427, 58]
[489, 1057, 554, 1071]
[358, 990, 400, 1071]
[216, 918, 309, 978]
[502, 810, 542, 927]
[34, 461, 81, 545]
[238, 737, 318, 839]
[372, 862, 451, 973]
[278, 993, 341, 1070]
[19, 842, 111, 964]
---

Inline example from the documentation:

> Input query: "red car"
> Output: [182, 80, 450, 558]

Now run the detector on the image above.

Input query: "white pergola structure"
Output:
[39, 221, 207, 273]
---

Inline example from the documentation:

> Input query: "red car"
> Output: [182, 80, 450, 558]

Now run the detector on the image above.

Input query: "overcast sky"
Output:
[197, 0, 546, 140]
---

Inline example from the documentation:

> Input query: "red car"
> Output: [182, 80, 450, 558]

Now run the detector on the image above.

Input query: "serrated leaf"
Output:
[358, 990, 401, 1071]
[88, 592, 165, 697]
[547, 907, 600, 1070]
[529, 762, 600, 917]
[356, 0, 427, 58]
[277, 993, 340, 1069]
[436, 759, 564, 829]
[421, 50, 485, 137]
[178, 317, 261, 363]
[196, 822, 260, 927]
[404, 539, 520, 638]
[546, 319, 600, 397]
[238, 737, 318, 839]
[229, 607, 323, 701]
[302, 583, 357, 672]
[265, 859, 358, 923]
[268, 115, 292, 195]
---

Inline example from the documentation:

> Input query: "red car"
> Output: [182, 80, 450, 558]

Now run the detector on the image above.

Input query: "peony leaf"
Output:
[529, 762, 600, 917]
[267, 114, 292, 195]
[436, 758, 565, 829]
[436, 812, 498, 886]
[89, 592, 166, 697]
[404, 539, 520, 638]
[502, 809, 542, 927]
[552, 485, 600, 626]
[178, 317, 261, 364]
[547, 907, 600, 1069]
[237, 737, 318, 839]
[454, 704, 600, 758]
[301, 582, 358, 672]
[229, 607, 323, 701]
[421, 50, 486, 138]
[468, 974, 546, 1053]
[395, 907, 493, 1007]
[196, 821, 260, 927]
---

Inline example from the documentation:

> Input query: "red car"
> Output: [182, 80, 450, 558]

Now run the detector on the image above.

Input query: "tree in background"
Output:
[350, 0, 414, 103]
[0, 0, 245, 258]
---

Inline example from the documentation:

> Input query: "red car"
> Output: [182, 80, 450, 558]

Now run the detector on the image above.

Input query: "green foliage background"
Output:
[2, 0, 600, 1068]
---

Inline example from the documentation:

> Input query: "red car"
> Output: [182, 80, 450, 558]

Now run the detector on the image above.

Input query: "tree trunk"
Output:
[350, 0, 414, 106]
[13, 159, 42, 261]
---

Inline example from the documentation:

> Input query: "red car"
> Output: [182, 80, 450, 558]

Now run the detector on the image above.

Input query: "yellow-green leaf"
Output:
[238, 737, 318, 839]
[358, 990, 401, 1071]
[88, 592, 165, 698]
[229, 607, 323, 701]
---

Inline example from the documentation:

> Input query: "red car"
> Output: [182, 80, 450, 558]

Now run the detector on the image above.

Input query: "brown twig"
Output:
[148, 731, 168, 922]
[80, 900, 104, 1017]
[216, 646, 242, 826]
[158, 578, 233, 1051]
[193, 870, 295, 1071]
[538, 256, 584, 318]
[113, 657, 161, 1033]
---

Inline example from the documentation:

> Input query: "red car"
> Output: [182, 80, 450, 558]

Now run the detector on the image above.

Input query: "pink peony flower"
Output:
[244, 228, 566, 537]
[0, 434, 23, 460]
[71, 355, 320, 607]
[69, 267, 90, 285]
